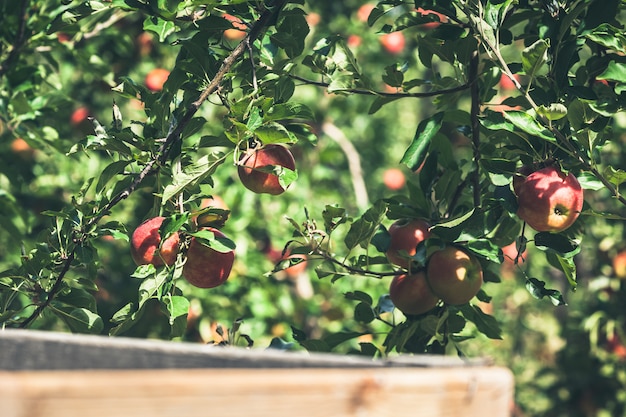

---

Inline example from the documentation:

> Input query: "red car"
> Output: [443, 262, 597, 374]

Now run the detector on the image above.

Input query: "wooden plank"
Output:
[0, 329, 491, 370]
[0, 367, 513, 417]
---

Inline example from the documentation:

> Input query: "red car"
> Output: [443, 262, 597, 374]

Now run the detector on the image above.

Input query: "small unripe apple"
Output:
[380, 31, 405, 54]
[238, 144, 296, 195]
[130, 217, 180, 267]
[386, 219, 431, 268]
[145, 68, 170, 92]
[426, 246, 483, 305]
[182, 228, 235, 288]
[515, 166, 583, 232]
[389, 271, 439, 316]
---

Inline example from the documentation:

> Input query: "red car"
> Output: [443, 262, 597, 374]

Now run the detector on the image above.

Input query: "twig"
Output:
[288, 73, 470, 98]
[469, 49, 481, 208]
[18, 1, 288, 328]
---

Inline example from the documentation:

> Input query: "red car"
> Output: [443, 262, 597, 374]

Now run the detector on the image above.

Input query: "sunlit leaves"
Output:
[400, 112, 444, 171]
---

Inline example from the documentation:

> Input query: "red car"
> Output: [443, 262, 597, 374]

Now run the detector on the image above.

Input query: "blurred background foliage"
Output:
[1, 1, 626, 416]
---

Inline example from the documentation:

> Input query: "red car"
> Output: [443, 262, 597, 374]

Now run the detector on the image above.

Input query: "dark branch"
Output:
[0, 0, 30, 78]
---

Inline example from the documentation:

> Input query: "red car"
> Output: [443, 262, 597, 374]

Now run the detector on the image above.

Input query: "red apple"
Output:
[502, 241, 528, 265]
[238, 144, 296, 195]
[389, 271, 440, 316]
[415, 7, 448, 30]
[305, 12, 320, 28]
[380, 31, 405, 54]
[347, 35, 362, 48]
[11, 138, 35, 159]
[426, 246, 483, 305]
[130, 217, 180, 267]
[499, 73, 520, 91]
[182, 228, 235, 288]
[386, 219, 431, 268]
[145, 68, 169, 92]
[613, 251, 626, 279]
[223, 14, 247, 40]
[70, 106, 90, 126]
[515, 166, 583, 232]
[356, 4, 376, 23]
[383, 168, 406, 190]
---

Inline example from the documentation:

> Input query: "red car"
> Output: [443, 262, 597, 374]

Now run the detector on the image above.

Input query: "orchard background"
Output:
[1, 0, 626, 415]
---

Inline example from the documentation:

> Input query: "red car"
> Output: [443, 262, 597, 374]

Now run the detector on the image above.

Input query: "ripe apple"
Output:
[11, 138, 35, 159]
[380, 31, 405, 54]
[182, 228, 235, 288]
[223, 14, 247, 40]
[356, 4, 376, 23]
[347, 34, 362, 48]
[613, 251, 626, 279]
[70, 106, 90, 126]
[389, 271, 440, 316]
[499, 73, 520, 91]
[415, 7, 448, 30]
[386, 219, 431, 268]
[383, 168, 406, 190]
[515, 166, 583, 232]
[426, 246, 483, 305]
[145, 68, 170, 92]
[130, 217, 180, 267]
[238, 144, 296, 195]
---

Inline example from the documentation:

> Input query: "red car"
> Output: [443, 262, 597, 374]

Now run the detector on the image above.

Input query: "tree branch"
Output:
[18, 1, 288, 329]
[288, 73, 470, 98]
[469, 49, 482, 208]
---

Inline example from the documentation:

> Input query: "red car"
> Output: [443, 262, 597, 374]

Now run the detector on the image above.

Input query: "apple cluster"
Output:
[129, 144, 298, 289]
[130, 216, 235, 289]
[386, 219, 484, 316]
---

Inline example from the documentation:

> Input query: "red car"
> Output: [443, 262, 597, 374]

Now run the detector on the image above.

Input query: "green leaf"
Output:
[323, 331, 365, 350]
[459, 304, 502, 340]
[466, 239, 501, 263]
[502, 111, 555, 142]
[344, 200, 387, 250]
[345, 290, 373, 305]
[255, 123, 297, 144]
[354, 302, 375, 323]
[322, 204, 350, 233]
[526, 277, 567, 306]
[143, 17, 176, 42]
[604, 166, 626, 189]
[271, 9, 309, 58]
[585, 24, 626, 55]
[56, 307, 104, 334]
[430, 209, 476, 241]
[546, 252, 577, 290]
[536, 103, 567, 121]
[534, 232, 580, 258]
[400, 112, 444, 171]
[162, 295, 189, 320]
[189, 229, 236, 253]
[161, 153, 225, 203]
[522, 39, 549, 79]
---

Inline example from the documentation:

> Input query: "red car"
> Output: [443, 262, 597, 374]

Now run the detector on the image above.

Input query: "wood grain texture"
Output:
[0, 367, 513, 417]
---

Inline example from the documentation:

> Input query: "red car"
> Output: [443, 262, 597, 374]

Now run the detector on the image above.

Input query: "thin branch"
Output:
[322, 121, 369, 212]
[0, 0, 30, 78]
[311, 248, 403, 279]
[18, 1, 288, 328]
[288, 73, 471, 98]
[469, 49, 481, 208]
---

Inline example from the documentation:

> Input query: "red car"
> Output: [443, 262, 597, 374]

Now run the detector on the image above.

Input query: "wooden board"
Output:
[0, 329, 514, 417]
[0, 367, 513, 417]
